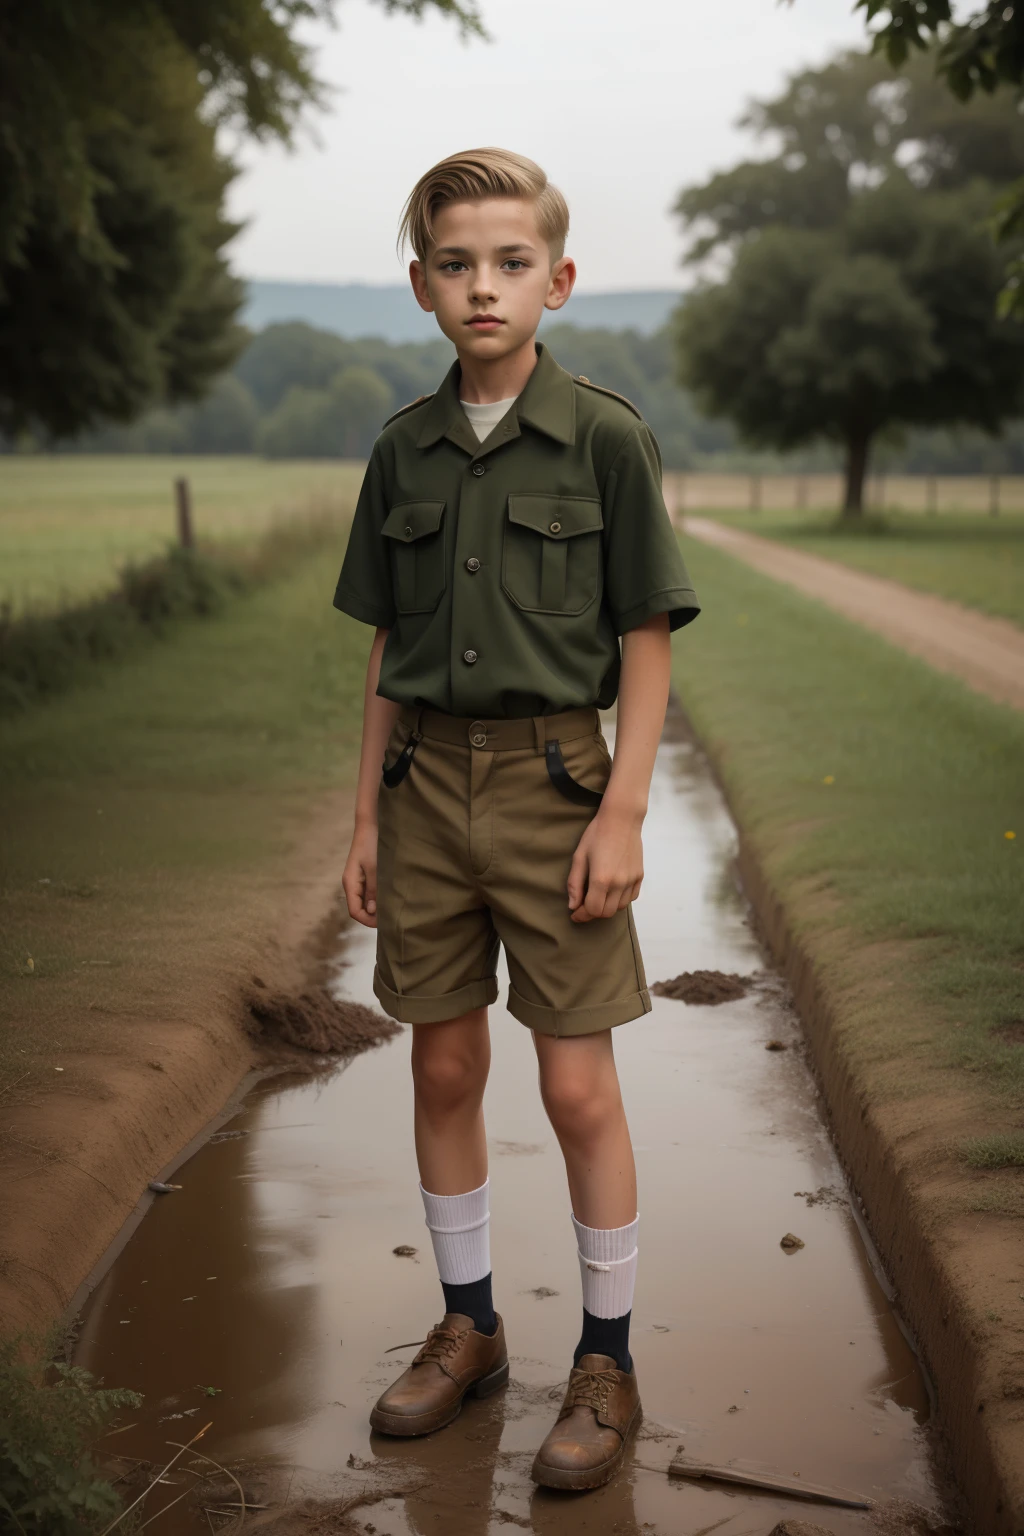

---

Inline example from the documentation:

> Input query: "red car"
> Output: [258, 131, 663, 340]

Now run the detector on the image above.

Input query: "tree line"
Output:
[38, 314, 1024, 477]
[9, 7, 1024, 499]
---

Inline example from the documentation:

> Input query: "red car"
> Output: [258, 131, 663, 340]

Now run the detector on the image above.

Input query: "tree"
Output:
[673, 52, 1024, 512]
[257, 366, 393, 457]
[854, 3, 1024, 309]
[855, 3, 1024, 97]
[0, 0, 480, 439]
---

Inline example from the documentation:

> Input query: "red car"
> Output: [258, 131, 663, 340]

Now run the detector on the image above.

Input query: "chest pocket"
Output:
[502, 495, 603, 615]
[382, 501, 447, 614]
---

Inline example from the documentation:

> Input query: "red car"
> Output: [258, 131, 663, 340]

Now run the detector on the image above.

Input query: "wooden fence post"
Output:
[750, 473, 761, 513]
[796, 474, 807, 511]
[174, 477, 194, 548]
[989, 474, 1000, 517]
[925, 475, 937, 516]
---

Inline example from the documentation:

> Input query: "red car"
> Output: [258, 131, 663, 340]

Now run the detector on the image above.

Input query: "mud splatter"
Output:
[796, 1186, 847, 1209]
[652, 970, 754, 1005]
[246, 987, 399, 1055]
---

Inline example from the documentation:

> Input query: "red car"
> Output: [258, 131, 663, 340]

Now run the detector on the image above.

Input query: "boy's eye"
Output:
[441, 261, 467, 273]
[503, 259, 526, 271]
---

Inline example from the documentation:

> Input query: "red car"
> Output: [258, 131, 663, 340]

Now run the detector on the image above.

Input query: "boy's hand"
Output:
[567, 806, 644, 923]
[343, 821, 379, 928]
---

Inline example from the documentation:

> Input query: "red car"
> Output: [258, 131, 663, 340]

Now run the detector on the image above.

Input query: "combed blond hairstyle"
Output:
[399, 147, 569, 262]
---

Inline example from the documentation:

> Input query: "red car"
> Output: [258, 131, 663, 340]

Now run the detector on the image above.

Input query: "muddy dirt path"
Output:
[685, 516, 1024, 711]
[74, 729, 950, 1534]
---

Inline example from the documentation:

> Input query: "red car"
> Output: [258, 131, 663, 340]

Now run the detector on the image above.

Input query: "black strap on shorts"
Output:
[544, 739, 604, 808]
[382, 730, 422, 788]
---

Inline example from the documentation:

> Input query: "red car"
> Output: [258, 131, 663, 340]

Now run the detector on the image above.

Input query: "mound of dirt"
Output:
[246, 986, 400, 1055]
[652, 969, 753, 1005]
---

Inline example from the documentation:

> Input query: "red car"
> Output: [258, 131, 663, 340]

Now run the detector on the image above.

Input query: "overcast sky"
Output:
[226, 0, 870, 292]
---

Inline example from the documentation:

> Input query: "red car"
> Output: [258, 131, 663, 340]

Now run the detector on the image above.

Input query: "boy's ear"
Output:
[544, 256, 576, 314]
[409, 260, 434, 313]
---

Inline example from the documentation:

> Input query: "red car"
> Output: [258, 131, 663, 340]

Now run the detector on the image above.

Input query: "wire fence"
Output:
[661, 471, 1023, 521]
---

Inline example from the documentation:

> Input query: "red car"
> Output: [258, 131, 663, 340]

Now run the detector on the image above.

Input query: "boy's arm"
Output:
[342, 627, 401, 929]
[567, 613, 671, 924]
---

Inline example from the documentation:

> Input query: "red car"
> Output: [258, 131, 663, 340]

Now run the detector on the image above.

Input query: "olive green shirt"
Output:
[333, 343, 700, 718]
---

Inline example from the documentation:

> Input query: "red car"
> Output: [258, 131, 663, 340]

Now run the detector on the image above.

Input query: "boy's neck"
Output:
[456, 335, 540, 405]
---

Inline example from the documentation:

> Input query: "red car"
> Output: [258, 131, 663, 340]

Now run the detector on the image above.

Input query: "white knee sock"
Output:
[572, 1213, 639, 1319]
[419, 1178, 491, 1284]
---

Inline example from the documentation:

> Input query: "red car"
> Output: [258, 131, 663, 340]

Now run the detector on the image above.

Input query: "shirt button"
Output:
[463, 649, 478, 665]
[549, 521, 561, 534]
[471, 462, 486, 476]
[465, 557, 481, 573]
[404, 526, 413, 538]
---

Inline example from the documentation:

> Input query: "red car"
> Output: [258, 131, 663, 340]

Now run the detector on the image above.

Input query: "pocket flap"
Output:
[382, 501, 446, 542]
[507, 495, 603, 540]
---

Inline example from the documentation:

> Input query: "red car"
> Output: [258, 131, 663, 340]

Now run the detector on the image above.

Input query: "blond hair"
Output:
[399, 147, 569, 262]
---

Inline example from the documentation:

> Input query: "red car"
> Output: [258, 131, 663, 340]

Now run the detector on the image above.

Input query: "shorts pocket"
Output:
[502, 494, 603, 615]
[382, 501, 447, 614]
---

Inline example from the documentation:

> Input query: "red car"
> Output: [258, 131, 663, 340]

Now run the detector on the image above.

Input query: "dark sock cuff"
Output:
[575, 1308, 632, 1374]
[441, 1274, 497, 1337]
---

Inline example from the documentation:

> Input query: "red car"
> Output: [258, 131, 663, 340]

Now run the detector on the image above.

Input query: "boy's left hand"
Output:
[567, 806, 644, 923]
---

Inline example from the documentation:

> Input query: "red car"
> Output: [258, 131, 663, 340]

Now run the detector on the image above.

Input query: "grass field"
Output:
[0, 455, 365, 614]
[688, 508, 1024, 628]
[673, 537, 1024, 1181]
[0, 541, 369, 1095]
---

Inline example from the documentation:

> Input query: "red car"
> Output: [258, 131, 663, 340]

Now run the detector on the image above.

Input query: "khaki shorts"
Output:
[373, 706, 651, 1037]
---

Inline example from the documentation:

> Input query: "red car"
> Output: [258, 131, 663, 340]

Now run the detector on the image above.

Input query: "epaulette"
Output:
[572, 375, 642, 420]
[383, 393, 434, 427]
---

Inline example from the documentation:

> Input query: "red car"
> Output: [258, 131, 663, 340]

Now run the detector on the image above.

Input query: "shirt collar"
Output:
[416, 342, 576, 451]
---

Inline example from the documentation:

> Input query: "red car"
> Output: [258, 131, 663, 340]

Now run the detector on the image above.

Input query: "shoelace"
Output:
[565, 1366, 619, 1414]
[412, 1323, 468, 1366]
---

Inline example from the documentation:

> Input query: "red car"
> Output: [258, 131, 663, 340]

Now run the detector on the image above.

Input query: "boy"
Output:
[335, 148, 699, 1491]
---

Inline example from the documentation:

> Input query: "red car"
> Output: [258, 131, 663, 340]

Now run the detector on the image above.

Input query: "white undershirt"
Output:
[460, 396, 518, 443]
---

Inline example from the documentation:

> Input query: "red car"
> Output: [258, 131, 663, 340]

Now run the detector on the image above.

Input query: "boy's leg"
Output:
[531, 1029, 642, 1490]
[412, 1008, 496, 1335]
[370, 1007, 508, 1437]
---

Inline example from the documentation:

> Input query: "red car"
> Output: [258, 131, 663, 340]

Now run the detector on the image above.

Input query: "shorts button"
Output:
[549, 521, 561, 534]
[463, 649, 478, 665]
[471, 462, 486, 476]
[465, 556, 481, 572]
[469, 721, 487, 747]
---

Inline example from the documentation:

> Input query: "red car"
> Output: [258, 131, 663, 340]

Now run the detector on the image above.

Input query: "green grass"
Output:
[695, 508, 1024, 628]
[961, 1133, 1024, 1170]
[672, 539, 1024, 1118]
[0, 540, 371, 1097]
[0, 455, 365, 614]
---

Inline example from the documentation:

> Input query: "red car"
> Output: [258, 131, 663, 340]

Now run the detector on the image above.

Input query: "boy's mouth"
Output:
[466, 314, 504, 331]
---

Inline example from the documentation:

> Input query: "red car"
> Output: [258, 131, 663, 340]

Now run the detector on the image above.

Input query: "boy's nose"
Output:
[469, 269, 499, 302]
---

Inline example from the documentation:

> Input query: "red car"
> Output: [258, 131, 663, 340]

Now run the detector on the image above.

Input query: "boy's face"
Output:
[409, 198, 575, 363]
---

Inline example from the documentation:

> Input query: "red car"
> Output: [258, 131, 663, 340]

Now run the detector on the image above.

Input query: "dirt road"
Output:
[684, 516, 1024, 711]
[74, 722, 948, 1535]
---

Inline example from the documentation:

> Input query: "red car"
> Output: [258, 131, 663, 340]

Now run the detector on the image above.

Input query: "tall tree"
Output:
[673, 51, 1024, 513]
[0, 0, 481, 439]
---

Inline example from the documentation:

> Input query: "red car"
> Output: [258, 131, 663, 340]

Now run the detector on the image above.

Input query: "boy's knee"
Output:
[412, 1038, 487, 1109]
[540, 1066, 614, 1143]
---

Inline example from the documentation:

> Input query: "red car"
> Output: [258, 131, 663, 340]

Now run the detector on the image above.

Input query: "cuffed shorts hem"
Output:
[507, 984, 652, 1038]
[373, 968, 499, 1024]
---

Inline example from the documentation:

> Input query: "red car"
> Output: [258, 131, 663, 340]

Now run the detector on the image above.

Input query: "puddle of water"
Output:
[75, 731, 947, 1534]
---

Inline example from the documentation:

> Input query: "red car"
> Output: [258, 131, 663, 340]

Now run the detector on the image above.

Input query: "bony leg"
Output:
[531, 1029, 642, 1489]
[371, 1009, 508, 1438]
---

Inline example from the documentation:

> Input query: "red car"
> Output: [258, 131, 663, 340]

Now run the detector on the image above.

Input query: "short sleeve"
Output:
[333, 450, 396, 628]
[601, 426, 700, 634]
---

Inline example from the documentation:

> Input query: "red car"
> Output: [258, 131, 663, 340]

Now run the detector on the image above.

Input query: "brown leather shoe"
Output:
[369, 1313, 508, 1437]
[531, 1353, 641, 1491]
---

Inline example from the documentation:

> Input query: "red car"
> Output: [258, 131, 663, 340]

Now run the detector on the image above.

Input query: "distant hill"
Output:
[242, 280, 682, 342]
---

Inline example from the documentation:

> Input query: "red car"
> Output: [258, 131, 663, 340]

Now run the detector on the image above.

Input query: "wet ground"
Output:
[75, 722, 950, 1534]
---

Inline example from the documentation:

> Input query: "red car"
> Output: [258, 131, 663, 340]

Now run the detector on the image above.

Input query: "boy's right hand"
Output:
[342, 822, 379, 928]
